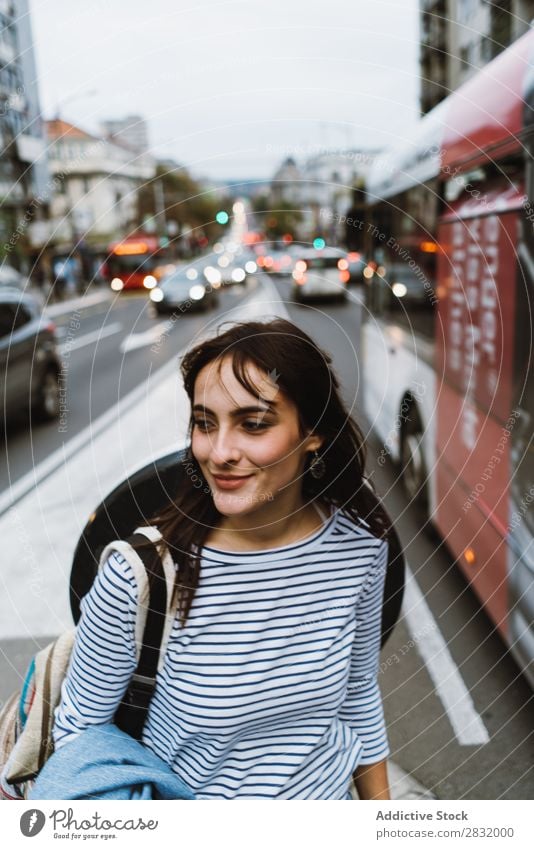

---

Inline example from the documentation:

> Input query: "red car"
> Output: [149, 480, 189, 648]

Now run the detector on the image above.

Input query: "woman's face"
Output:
[191, 355, 322, 517]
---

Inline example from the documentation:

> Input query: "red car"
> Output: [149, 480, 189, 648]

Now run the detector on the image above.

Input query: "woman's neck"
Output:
[209, 500, 328, 552]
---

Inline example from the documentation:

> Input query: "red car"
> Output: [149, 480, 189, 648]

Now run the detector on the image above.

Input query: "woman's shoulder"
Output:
[98, 526, 162, 577]
[78, 547, 139, 625]
[96, 530, 161, 603]
[335, 507, 388, 560]
[97, 547, 139, 597]
[97, 526, 175, 603]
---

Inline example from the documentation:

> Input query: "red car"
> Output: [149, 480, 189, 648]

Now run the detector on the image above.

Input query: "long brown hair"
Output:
[143, 317, 392, 627]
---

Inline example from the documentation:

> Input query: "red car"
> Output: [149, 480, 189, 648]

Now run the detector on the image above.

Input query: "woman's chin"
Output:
[213, 490, 273, 514]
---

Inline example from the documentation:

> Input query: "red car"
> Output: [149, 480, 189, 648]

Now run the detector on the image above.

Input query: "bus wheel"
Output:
[400, 413, 428, 511]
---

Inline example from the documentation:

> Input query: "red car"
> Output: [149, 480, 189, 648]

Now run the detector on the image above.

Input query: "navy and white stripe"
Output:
[53, 506, 390, 799]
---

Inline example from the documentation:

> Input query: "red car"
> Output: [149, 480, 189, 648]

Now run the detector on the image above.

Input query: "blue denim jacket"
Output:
[29, 723, 195, 801]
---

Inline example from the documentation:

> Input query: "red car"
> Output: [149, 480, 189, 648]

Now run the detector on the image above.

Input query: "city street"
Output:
[2, 0, 534, 836]
[1, 272, 532, 800]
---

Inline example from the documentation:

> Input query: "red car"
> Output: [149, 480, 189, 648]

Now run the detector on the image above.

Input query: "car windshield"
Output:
[161, 270, 198, 290]
[110, 254, 155, 272]
[305, 256, 339, 269]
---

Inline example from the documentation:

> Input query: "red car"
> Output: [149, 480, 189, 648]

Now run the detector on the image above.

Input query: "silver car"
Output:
[291, 249, 347, 303]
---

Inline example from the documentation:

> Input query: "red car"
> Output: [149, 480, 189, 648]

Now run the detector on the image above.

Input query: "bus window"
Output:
[366, 261, 437, 340]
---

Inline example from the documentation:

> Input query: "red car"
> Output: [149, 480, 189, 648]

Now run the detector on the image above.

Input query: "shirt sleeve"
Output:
[338, 539, 390, 765]
[52, 550, 138, 749]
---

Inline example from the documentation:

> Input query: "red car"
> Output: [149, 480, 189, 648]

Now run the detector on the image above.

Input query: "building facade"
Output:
[0, 0, 49, 267]
[421, 0, 534, 114]
[44, 119, 155, 247]
[100, 115, 150, 155]
[270, 157, 304, 207]
[268, 150, 380, 243]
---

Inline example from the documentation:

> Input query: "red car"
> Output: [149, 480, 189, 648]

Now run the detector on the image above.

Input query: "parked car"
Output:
[149, 265, 220, 315]
[0, 289, 62, 424]
[291, 248, 348, 303]
[214, 250, 255, 286]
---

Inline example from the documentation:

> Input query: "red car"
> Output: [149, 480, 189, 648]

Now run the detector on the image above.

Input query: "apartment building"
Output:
[421, 0, 534, 114]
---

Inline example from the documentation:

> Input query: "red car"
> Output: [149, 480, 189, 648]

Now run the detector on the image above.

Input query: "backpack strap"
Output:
[97, 526, 177, 669]
[126, 532, 167, 682]
[111, 528, 176, 741]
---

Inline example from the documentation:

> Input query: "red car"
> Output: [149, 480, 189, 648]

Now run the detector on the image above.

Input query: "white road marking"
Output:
[0, 280, 290, 638]
[120, 320, 175, 353]
[58, 322, 122, 355]
[403, 565, 490, 746]
[44, 290, 113, 318]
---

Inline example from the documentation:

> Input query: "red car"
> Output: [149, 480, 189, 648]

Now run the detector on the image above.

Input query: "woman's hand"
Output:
[353, 758, 390, 800]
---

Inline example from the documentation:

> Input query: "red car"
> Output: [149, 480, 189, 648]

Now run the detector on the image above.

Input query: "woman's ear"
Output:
[306, 434, 324, 454]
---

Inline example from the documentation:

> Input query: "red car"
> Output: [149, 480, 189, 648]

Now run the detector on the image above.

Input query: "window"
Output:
[306, 257, 339, 269]
[12, 303, 31, 330]
[0, 302, 32, 338]
[460, 44, 472, 69]
[490, 1, 512, 55]
[0, 303, 16, 337]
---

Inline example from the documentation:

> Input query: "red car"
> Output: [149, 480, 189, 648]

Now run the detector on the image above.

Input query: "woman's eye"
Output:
[193, 419, 270, 431]
[243, 419, 269, 431]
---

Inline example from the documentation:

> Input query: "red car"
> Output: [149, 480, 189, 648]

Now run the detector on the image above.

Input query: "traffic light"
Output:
[313, 237, 326, 249]
[216, 210, 229, 225]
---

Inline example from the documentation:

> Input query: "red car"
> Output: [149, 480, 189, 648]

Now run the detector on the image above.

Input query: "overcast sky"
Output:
[29, 0, 420, 181]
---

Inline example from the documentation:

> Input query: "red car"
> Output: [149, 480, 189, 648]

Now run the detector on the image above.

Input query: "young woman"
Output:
[53, 317, 393, 800]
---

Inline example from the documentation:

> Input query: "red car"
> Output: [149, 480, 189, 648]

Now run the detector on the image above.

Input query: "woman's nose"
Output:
[209, 430, 241, 464]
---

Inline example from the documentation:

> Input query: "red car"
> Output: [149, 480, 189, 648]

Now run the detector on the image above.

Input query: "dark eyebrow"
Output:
[192, 403, 277, 417]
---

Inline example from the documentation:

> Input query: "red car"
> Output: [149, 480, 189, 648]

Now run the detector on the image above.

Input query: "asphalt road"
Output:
[1, 272, 532, 800]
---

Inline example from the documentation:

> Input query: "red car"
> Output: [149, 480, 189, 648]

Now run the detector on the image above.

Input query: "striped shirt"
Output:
[53, 504, 390, 799]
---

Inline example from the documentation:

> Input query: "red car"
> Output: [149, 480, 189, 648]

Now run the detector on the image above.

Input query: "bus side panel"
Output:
[435, 382, 510, 636]
[435, 210, 519, 636]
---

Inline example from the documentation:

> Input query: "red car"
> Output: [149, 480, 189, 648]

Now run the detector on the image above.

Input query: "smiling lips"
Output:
[212, 473, 254, 490]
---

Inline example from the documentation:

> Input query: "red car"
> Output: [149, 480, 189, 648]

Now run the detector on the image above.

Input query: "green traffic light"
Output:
[313, 237, 326, 250]
[216, 211, 229, 225]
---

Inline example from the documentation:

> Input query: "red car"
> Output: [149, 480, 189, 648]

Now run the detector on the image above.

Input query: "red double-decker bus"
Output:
[106, 235, 171, 291]
[363, 30, 534, 688]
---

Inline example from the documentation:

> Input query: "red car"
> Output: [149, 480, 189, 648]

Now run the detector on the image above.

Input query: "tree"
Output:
[137, 165, 228, 246]
[251, 195, 303, 241]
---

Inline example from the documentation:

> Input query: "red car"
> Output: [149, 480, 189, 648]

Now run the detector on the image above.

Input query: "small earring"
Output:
[309, 450, 326, 480]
